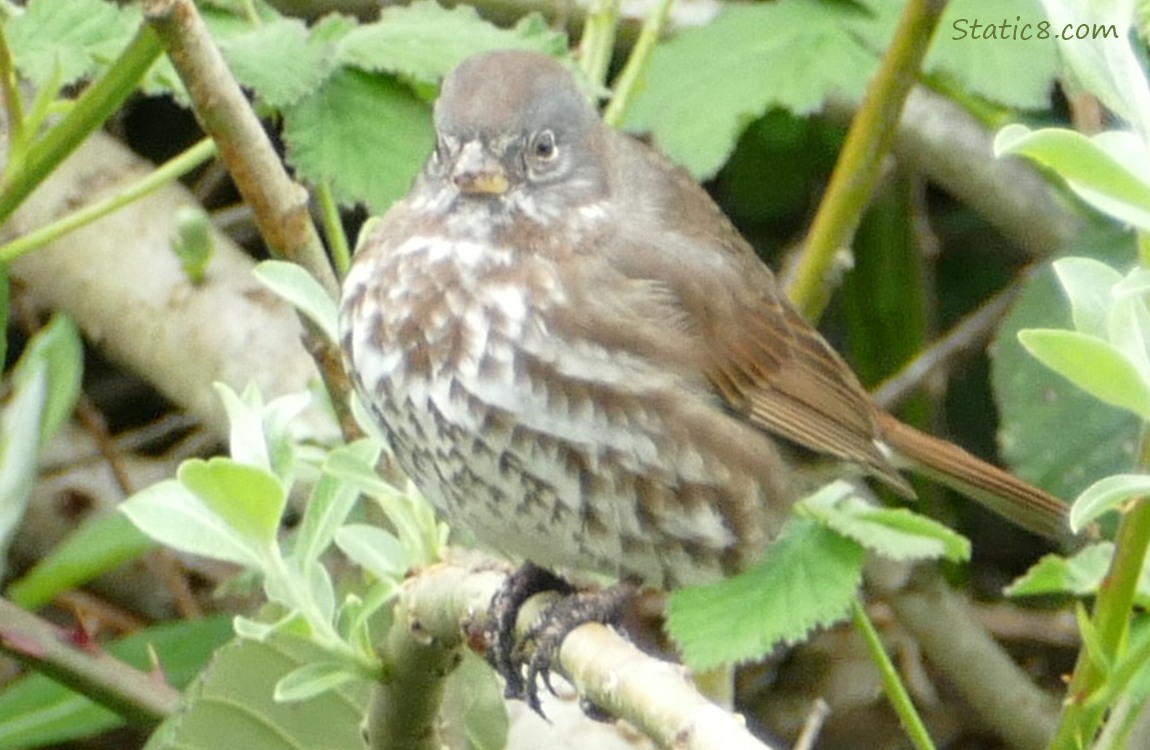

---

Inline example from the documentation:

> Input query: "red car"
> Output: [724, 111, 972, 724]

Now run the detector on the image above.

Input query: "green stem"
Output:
[784, 0, 945, 319]
[851, 597, 936, 750]
[0, 138, 218, 263]
[316, 180, 350, 279]
[0, 24, 27, 174]
[578, 0, 619, 90]
[0, 24, 163, 225]
[1048, 431, 1150, 749]
[601, 0, 672, 128]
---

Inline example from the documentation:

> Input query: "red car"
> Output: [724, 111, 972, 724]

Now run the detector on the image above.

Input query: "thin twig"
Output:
[871, 283, 1021, 411]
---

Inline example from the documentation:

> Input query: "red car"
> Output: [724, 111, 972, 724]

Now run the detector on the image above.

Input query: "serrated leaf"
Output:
[1052, 256, 1123, 338]
[335, 524, 409, 581]
[253, 260, 339, 343]
[274, 661, 362, 702]
[623, 0, 877, 178]
[991, 229, 1140, 500]
[996, 124, 1150, 232]
[6, 0, 139, 88]
[283, 68, 432, 212]
[142, 636, 370, 750]
[121, 479, 262, 567]
[1005, 542, 1150, 606]
[667, 517, 865, 671]
[338, 2, 566, 85]
[1019, 328, 1150, 419]
[1070, 473, 1150, 532]
[0, 617, 233, 750]
[803, 482, 971, 562]
[179, 458, 286, 547]
[6, 512, 154, 608]
[927, 0, 1058, 109]
[218, 16, 341, 109]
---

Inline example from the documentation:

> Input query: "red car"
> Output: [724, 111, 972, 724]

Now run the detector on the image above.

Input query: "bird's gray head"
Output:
[423, 50, 608, 217]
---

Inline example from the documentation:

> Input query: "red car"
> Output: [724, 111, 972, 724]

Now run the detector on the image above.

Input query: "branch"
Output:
[0, 596, 181, 727]
[141, 0, 360, 439]
[881, 568, 1059, 750]
[383, 561, 780, 750]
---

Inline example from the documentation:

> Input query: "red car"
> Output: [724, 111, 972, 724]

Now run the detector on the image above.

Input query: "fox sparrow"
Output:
[339, 50, 1068, 592]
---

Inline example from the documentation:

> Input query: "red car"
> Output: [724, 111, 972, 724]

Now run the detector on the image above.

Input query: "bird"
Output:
[338, 49, 1068, 595]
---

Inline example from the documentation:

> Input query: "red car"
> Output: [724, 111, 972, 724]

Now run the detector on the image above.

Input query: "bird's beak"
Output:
[451, 141, 509, 196]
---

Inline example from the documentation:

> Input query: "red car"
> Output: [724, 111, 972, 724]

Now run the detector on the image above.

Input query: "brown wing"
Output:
[602, 132, 913, 497]
[705, 279, 915, 498]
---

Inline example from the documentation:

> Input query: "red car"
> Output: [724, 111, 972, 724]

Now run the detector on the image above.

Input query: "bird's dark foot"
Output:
[482, 562, 635, 717]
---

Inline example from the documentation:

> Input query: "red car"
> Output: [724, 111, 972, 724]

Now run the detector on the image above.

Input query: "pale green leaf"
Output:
[1070, 473, 1150, 532]
[1107, 294, 1150, 384]
[293, 439, 380, 568]
[1005, 542, 1150, 606]
[1018, 328, 1150, 419]
[0, 361, 45, 575]
[667, 516, 865, 671]
[335, 524, 408, 581]
[142, 636, 370, 750]
[121, 479, 261, 567]
[337, 2, 566, 85]
[1052, 256, 1122, 338]
[274, 661, 362, 703]
[623, 0, 877, 178]
[179, 458, 286, 547]
[995, 125, 1150, 232]
[253, 260, 339, 343]
[803, 482, 970, 562]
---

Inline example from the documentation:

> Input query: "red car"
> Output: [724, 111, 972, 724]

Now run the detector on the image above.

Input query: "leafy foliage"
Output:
[667, 482, 970, 670]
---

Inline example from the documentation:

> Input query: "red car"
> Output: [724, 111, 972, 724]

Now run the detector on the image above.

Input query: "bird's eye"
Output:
[530, 130, 558, 162]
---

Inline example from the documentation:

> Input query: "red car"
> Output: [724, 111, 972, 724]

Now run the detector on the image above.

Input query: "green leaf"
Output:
[667, 516, 865, 671]
[282, 68, 432, 213]
[623, 0, 877, 178]
[991, 229, 1140, 501]
[1070, 474, 1150, 533]
[1018, 328, 1150, 419]
[18, 314, 84, 447]
[335, 524, 408, 581]
[179, 458, 286, 547]
[803, 482, 971, 562]
[6, 0, 140, 88]
[293, 439, 380, 569]
[1052, 256, 1123, 339]
[995, 125, 1150, 231]
[253, 260, 339, 343]
[926, 0, 1058, 109]
[274, 661, 362, 702]
[443, 651, 509, 750]
[0, 617, 233, 750]
[338, 2, 566, 86]
[0, 359, 46, 569]
[217, 16, 342, 109]
[142, 636, 370, 750]
[6, 512, 154, 608]
[1108, 293, 1150, 385]
[121, 479, 262, 567]
[1005, 542, 1150, 606]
